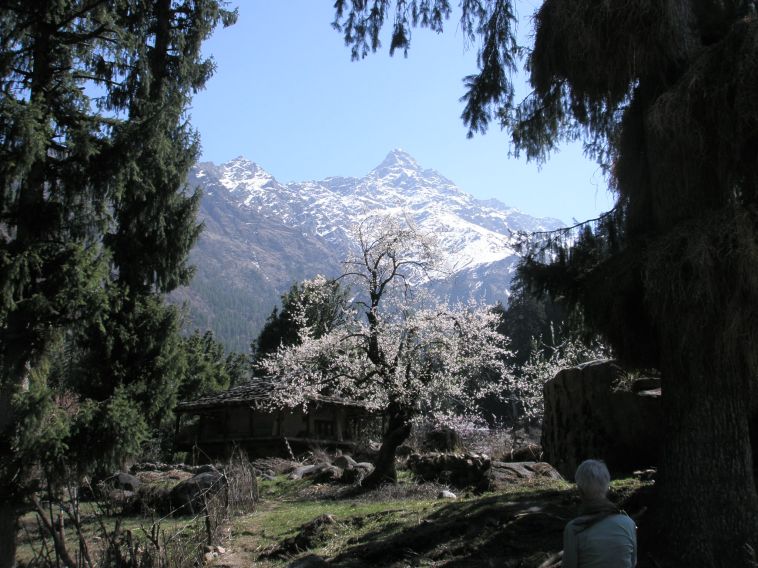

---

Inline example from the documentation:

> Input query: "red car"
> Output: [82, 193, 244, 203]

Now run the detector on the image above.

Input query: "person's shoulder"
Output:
[609, 512, 637, 531]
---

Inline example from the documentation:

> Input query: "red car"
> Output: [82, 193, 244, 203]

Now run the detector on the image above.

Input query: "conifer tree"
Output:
[253, 276, 349, 363]
[0, 2, 234, 565]
[333, 1, 758, 565]
[180, 330, 236, 402]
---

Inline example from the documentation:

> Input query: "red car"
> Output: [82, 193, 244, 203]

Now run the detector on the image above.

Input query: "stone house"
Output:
[175, 380, 375, 459]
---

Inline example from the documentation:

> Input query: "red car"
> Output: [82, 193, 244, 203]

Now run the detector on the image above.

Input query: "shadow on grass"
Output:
[329, 488, 575, 567]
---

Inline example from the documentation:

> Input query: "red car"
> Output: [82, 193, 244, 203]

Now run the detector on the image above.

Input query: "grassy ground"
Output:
[17, 474, 650, 567]
[17, 499, 203, 566]
[219, 475, 647, 567]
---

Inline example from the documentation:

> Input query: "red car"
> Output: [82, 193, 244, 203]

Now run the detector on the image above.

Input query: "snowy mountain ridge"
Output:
[177, 150, 564, 351]
[194, 149, 562, 274]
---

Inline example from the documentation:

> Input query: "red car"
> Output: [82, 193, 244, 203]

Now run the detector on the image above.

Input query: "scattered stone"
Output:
[136, 484, 172, 514]
[312, 465, 343, 483]
[333, 455, 358, 470]
[438, 490, 457, 499]
[354, 462, 375, 473]
[340, 467, 365, 485]
[407, 452, 490, 488]
[408, 452, 563, 491]
[215, 546, 226, 555]
[167, 469, 191, 480]
[289, 465, 320, 480]
[486, 462, 564, 491]
[528, 462, 564, 481]
[252, 457, 300, 475]
[107, 489, 135, 504]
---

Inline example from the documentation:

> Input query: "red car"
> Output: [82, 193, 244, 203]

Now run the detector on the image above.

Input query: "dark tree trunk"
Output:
[0, 500, 18, 568]
[0, 10, 53, 568]
[656, 359, 758, 567]
[363, 404, 411, 488]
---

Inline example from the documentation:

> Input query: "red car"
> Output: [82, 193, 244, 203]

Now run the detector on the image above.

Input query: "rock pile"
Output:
[287, 457, 374, 484]
[406, 452, 563, 491]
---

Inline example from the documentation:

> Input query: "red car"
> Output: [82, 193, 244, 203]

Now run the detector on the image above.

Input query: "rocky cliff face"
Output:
[171, 150, 564, 351]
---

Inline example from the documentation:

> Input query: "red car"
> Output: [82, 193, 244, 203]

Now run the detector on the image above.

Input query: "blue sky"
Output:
[190, 1, 615, 223]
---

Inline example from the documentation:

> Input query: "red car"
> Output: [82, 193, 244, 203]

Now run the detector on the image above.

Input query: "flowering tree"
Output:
[252, 275, 349, 362]
[262, 216, 511, 485]
[511, 328, 610, 428]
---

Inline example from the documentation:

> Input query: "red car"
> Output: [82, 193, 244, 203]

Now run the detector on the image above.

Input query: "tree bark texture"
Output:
[656, 359, 758, 567]
[363, 405, 411, 488]
[0, 500, 18, 568]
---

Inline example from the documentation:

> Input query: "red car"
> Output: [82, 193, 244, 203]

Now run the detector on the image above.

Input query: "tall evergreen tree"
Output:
[0, 2, 235, 565]
[333, 1, 758, 565]
[179, 329, 238, 402]
[252, 276, 350, 363]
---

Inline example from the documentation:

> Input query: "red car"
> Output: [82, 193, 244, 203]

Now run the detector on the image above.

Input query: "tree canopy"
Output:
[333, 1, 758, 565]
[261, 216, 511, 485]
[0, 1, 235, 563]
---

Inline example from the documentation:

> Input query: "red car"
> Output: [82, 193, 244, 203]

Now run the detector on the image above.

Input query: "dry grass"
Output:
[17, 452, 259, 568]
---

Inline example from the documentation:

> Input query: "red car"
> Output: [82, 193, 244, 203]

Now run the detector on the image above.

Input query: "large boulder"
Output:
[542, 359, 662, 479]
[485, 461, 563, 491]
[109, 472, 141, 492]
[169, 469, 224, 514]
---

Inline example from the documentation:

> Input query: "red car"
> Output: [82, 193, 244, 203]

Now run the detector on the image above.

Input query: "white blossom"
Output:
[260, 214, 513, 425]
[509, 327, 611, 425]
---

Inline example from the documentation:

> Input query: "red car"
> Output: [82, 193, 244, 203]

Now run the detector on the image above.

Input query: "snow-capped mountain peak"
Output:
[372, 148, 421, 173]
[181, 150, 566, 349]
[217, 156, 278, 195]
[192, 149, 563, 271]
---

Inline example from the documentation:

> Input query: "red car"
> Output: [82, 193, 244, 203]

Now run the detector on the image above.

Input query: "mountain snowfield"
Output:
[174, 149, 564, 351]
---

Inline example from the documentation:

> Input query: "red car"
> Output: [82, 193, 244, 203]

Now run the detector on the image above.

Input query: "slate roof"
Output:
[176, 380, 372, 412]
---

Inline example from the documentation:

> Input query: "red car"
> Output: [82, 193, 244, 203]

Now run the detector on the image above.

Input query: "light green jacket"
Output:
[562, 513, 637, 568]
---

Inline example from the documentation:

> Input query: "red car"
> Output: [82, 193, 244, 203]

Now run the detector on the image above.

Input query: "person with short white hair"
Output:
[561, 459, 637, 568]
